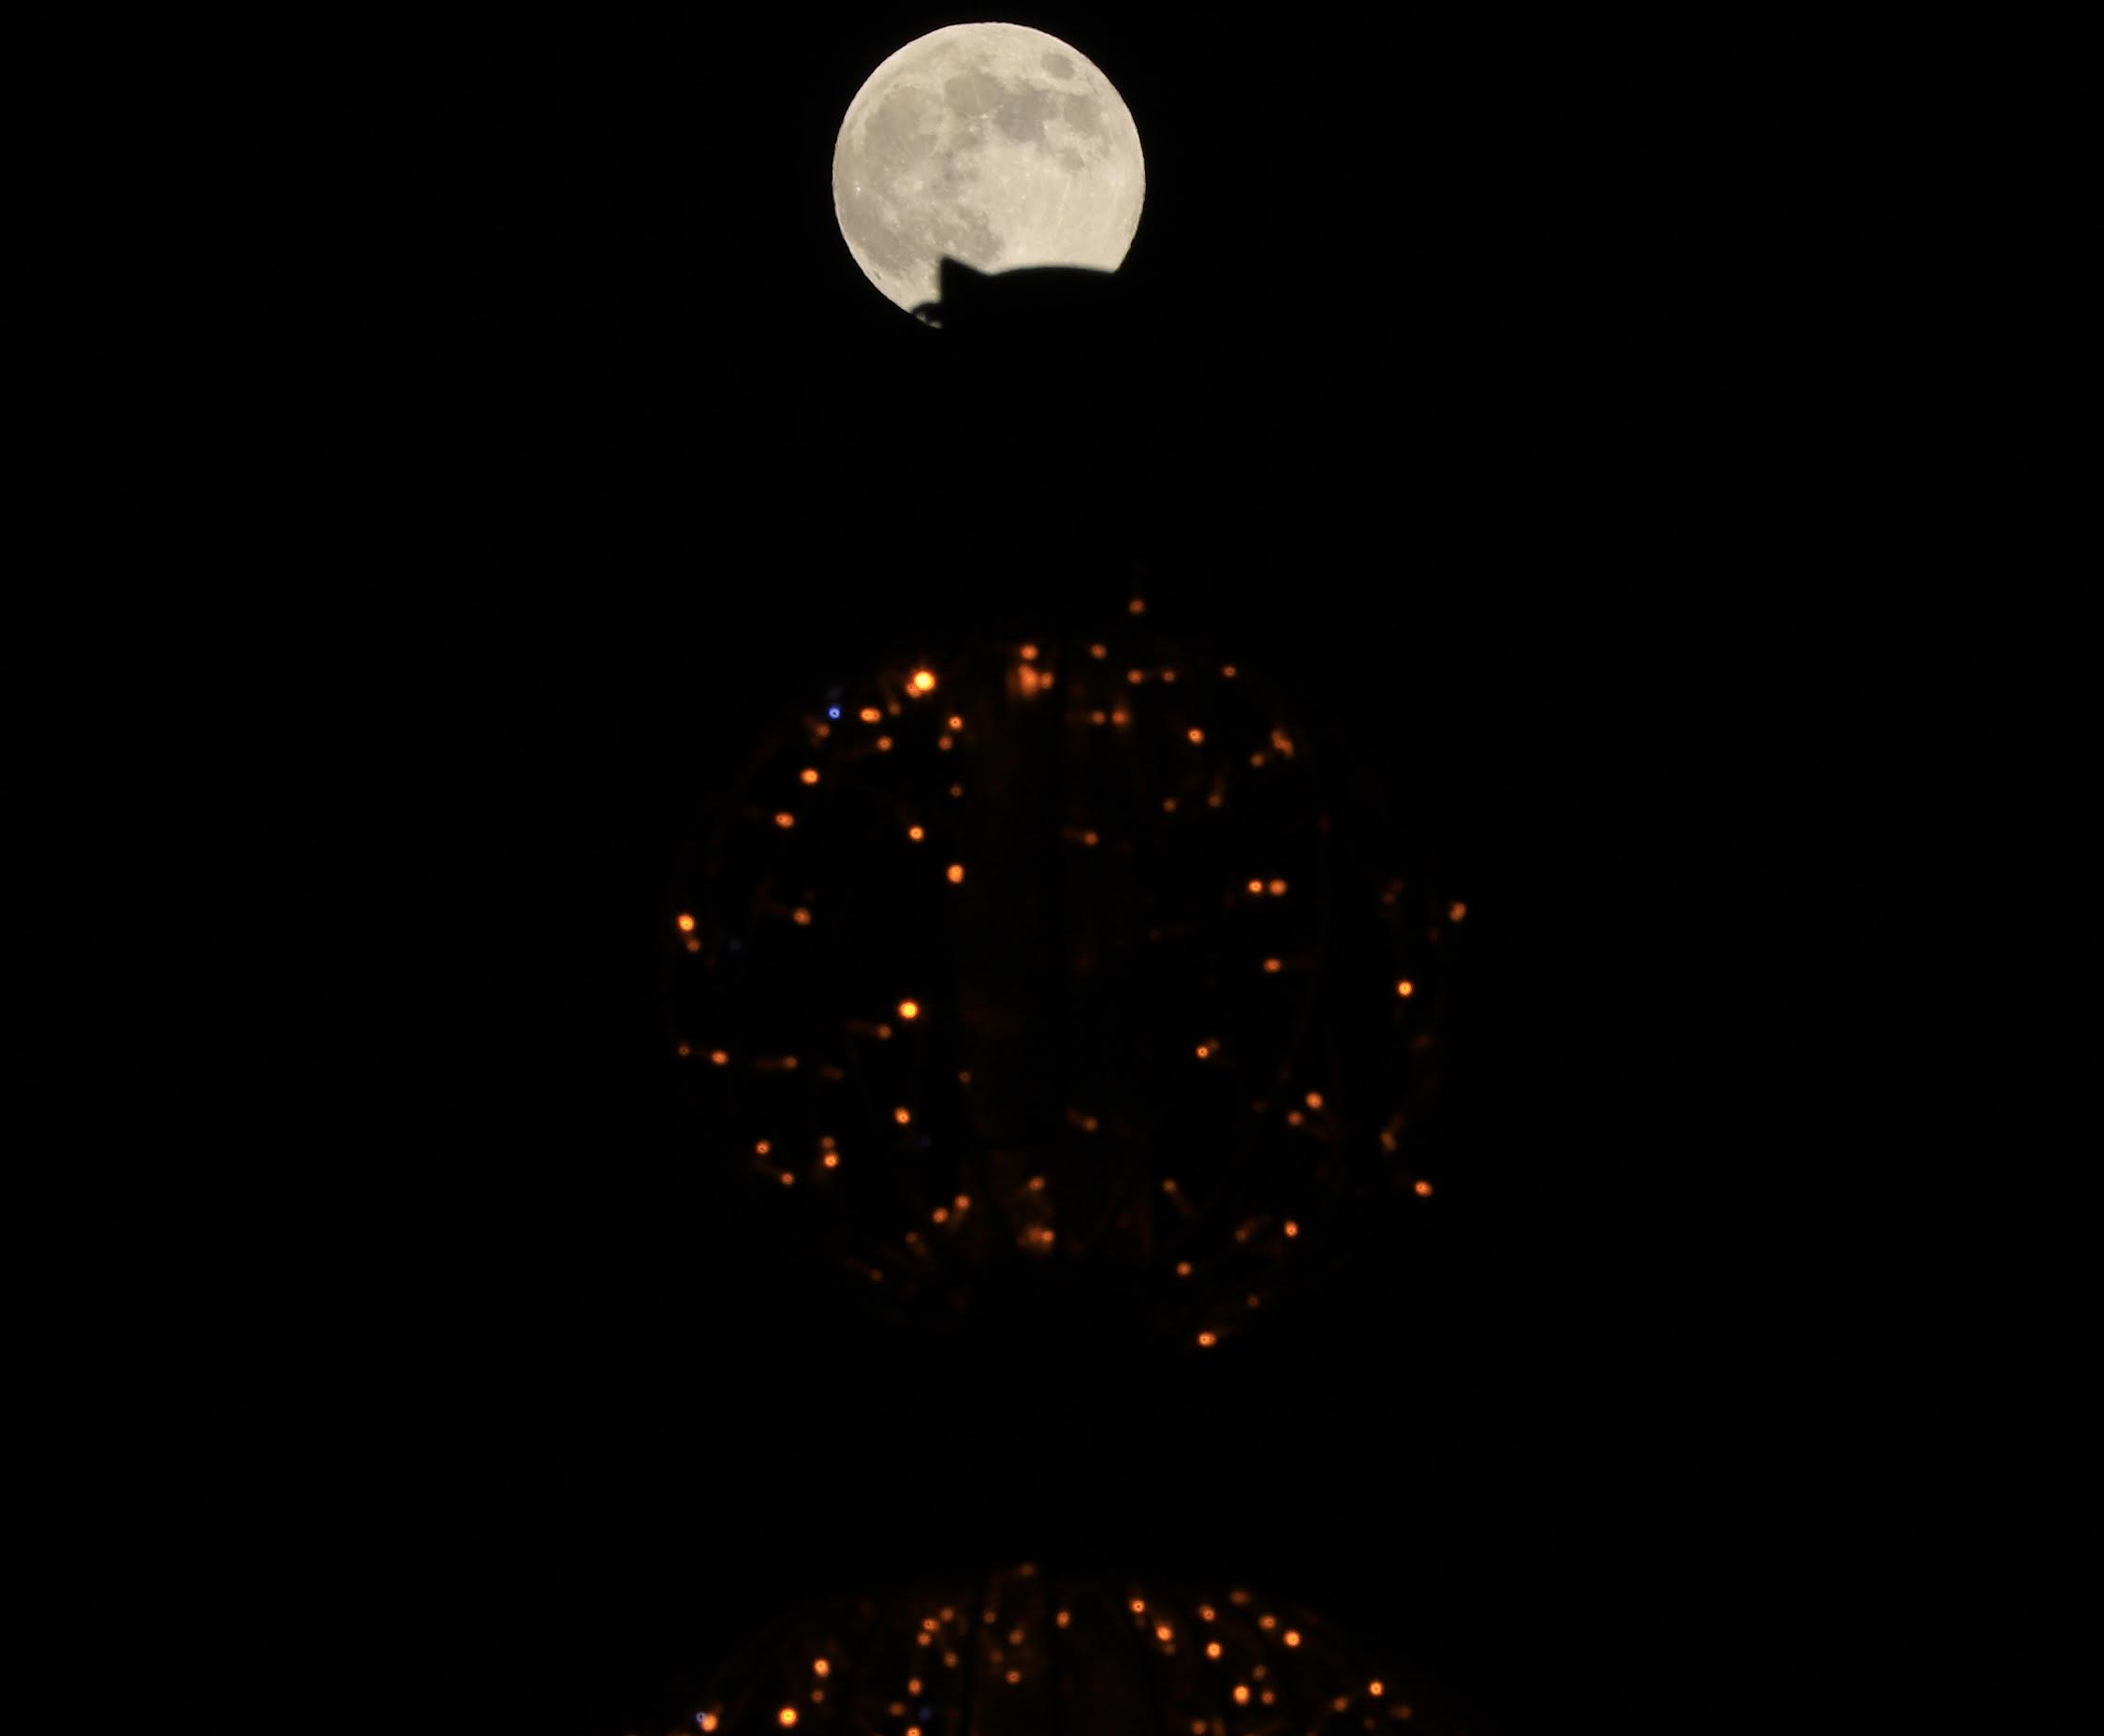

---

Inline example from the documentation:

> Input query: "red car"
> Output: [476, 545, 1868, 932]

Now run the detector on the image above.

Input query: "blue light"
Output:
[827, 705, 842, 719]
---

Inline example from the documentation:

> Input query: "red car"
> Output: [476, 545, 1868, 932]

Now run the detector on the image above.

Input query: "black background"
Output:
[41, 7, 2078, 1735]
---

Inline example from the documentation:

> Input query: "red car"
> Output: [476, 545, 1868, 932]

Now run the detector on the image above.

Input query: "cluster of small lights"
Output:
[669, 599, 1459, 1345]
[652, 1564, 1443, 1736]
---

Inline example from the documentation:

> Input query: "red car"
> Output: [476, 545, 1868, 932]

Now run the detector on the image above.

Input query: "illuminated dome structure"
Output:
[666, 594, 1460, 1348]
[665, 1562, 1458, 1736]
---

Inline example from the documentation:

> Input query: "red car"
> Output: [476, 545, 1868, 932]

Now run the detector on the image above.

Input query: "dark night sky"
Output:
[37, 9, 2077, 1736]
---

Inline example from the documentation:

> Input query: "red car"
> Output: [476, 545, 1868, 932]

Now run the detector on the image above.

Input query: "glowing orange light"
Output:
[799, 767, 819, 785]
[898, 999, 920, 1021]
[1056, 1610, 1070, 1628]
[1188, 728, 1206, 744]
[1162, 796, 1178, 811]
[1221, 664, 1238, 678]
[1206, 1640, 1223, 1658]
[1263, 957, 1282, 974]
[1155, 1622, 1174, 1642]
[774, 811, 795, 829]
[1449, 900, 1468, 921]
[1195, 1043, 1211, 1059]
[1268, 877, 1287, 896]
[1128, 596, 1147, 615]
[676, 913, 696, 933]
[1127, 668, 1144, 684]
[1415, 1179, 1435, 1197]
[1175, 1260, 1193, 1277]
[1284, 1219, 1301, 1238]
[779, 1171, 795, 1186]
[910, 669, 936, 694]
[755, 1140, 772, 1156]
[779, 1710, 799, 1729]
[859, 706, 881, 724]
[1369, 1680, 1384, 1696]
[1020, 643, 1039, 661]
[876, 735, 893, 751]
[946, 862, 964, 884]
[894, 1106, 912, 1125]
[932, 1207, 949, 1224]
[1286, 1109, 1305, 1126]
[709, 1049, 728, 1066]
[907, 825, 924, 841]
[948, 715, 963, 730]
[1131, 1598, 1147, 1614]
[1082, 830, 1099, 846]
[954, 1193, 971, 1211]
[1284, 1629, 1302, 1648]
[792, 906, 811, 925]
[684, 936, 701, 951]
[1259, 1615, 1277, 1630]
[700, 1716, 719, 1732]
[813, 1658, 831, 1678]
[1247, 877, 1265, 894]
[1234, 1685, 1251, 1705]
[1305, 1091, 1324, 1111]
[1197, 1331, 1216, 1347]
[1090, 643, 1108, 660]
[823, 1152, 839, 1169]
[1249, 752, 1267, 768]
[1396, 978, 1415, 997]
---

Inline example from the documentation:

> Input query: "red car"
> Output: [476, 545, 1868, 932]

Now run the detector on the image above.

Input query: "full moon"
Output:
[832, 22, 1145, 316]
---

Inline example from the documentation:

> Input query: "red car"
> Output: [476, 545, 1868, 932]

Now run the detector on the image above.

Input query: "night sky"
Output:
[46, 10, 2072, 1735]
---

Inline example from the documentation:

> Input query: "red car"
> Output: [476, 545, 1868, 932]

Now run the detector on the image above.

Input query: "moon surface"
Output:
[833, 23, 1145, 316]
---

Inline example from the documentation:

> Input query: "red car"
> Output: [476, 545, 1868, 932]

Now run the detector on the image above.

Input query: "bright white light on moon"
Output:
[832, 22, 1145, 316]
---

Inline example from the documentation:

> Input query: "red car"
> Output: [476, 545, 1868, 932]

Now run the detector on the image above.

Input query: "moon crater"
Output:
[834, 23, 1145, 315]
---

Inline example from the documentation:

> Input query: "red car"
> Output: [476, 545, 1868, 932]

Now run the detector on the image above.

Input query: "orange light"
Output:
[676, 913, 696, 933]
[792, 906, 811, 925]
[823, 1153, 839, 1169]
[1263, 958, 1282, 974]
[1090, 643, 1108, 660]
[684, 935, 701, 951]
[907, 825, 924, 842]
[954, 1193, 971, 1211]
[1082, 830, 1098, 847]
[1284, 1219, 1300, 1238]
[1268, 877, 1287, 896]
[894, 1107, 912, 1125]
[1415, 1179, 1435, 1197]
[709, 1049, 728, 1066]
[774, 811, 795, 829]
[1131, 1597, 1147, 1614]
[859, 706, 882, 724]
[1284, 1629, 1302, 1648]
[1020, 643, 1039, 661]
[1247, 878, 1265, 894]
[932, 1207, 949, 1224]
[910, 669, 936, 694]
[799, 767, 819, 785]
[898, 1000, 920, 1022]
[1449, 900, 1468, 921]
[876, 735, 893, 751]
[946, 862, 964, 884]
[1221, 664, 1238, 678]
[813, 1658, 831, 1678]
[1162, 797, 1178, 811]
[1128, 596, 1146, 615]
[1206, 1640, 1223, 1658]
[1368, 1680, 1384, 1696]
[1233, 1685, 1251, 1705]
[755, 1140, 772, 1156]
[779, 1711, 799, 1729]
[779, 1172, 794, 1186]
[1396, 978, 1415, 997]
[948, 715, 963, 730]
[1195, 1043, 1211, 1059]
[1304, 1091, 1324, 1111]
[1056, 1610, 1070, 1628]
[1175, 1260, 1193, 1277]
[1188, 728, 1206, 744]
[700, 1716, 719, 1733]
[1197, 1331, 1216, 1347]
[1127, 668, 1145, 684]
[1155, 1623, 1174, 1642]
